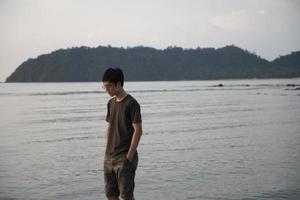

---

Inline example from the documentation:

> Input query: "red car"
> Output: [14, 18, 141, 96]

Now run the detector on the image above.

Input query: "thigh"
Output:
[104, 158, 120, 198]
[117, 153, 138, 200]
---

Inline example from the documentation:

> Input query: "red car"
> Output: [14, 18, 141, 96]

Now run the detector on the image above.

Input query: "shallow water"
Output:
[1, 79, 300, 200]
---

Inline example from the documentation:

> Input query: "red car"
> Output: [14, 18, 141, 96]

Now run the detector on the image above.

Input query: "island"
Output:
[5, 45, 300, 82]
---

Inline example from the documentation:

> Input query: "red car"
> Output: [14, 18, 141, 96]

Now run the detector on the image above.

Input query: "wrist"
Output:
[126, 151, 135, 161]
[126, 154, 132, 161]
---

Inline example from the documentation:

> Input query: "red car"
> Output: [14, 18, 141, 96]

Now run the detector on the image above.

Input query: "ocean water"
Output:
[1, 79, 300, 200]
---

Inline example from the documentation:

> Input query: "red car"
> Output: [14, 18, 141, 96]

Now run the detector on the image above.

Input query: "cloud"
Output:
[209, 7, 269, 32]
[209, 10, 249, 31]
[257, 8, 266, 15]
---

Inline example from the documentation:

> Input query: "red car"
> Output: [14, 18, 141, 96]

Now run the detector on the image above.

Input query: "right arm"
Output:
[105, 122, 110, 144]
[105, 100, 111, 145]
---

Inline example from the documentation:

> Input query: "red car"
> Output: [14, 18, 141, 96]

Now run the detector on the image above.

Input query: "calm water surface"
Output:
[1, 79, 300, 200]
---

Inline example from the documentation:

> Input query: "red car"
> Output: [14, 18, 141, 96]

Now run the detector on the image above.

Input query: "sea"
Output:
[0, 79, 300, 200]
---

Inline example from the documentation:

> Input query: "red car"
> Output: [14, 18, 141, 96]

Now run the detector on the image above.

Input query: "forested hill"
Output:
[5, 45, 300, 82]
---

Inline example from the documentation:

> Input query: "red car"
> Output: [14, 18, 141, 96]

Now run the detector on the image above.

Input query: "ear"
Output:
[117, 81, 122, 88]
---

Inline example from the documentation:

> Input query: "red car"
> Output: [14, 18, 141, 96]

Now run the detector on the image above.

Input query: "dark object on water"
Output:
[286, 84, 300, 87]
[212, 83, 223, 87]
[285, 84, 300, 90]
[214, 83, 224, 87]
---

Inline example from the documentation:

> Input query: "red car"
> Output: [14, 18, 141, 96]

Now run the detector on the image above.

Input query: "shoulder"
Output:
[107, 97, 115, 106]
[124, 95, 141, 111]
[126, 95, 140, 106]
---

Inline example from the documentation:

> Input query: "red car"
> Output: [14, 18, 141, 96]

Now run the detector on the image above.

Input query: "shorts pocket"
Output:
[124, 156, 133, 168]
[123, 153, 138, 170]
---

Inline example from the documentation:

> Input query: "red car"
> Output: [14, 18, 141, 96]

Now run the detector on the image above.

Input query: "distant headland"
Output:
[5, 45, 300, 82]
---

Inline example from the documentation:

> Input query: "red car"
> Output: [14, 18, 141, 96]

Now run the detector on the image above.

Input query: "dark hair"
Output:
[102, 68, 124, 86]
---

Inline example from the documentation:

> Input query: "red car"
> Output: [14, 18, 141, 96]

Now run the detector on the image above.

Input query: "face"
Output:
[102, 82, 119, 96]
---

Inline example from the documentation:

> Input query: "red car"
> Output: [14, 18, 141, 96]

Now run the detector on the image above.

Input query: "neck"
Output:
[115, 89, 127, 102]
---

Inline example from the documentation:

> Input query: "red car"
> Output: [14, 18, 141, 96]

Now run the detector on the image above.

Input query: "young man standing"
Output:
[102, 68, 143, 200]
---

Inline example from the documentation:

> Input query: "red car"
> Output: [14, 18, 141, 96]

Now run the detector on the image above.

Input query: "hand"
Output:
[126, 154, 133, 162]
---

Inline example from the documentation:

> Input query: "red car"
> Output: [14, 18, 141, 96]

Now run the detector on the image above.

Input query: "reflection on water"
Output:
[1, 79, 300, 200]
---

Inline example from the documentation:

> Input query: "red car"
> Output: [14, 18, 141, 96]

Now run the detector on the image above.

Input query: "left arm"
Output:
[126, 122, 143, 161]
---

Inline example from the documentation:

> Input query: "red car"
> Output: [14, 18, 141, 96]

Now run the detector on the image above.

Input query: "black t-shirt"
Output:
[105, 94, 142, 157]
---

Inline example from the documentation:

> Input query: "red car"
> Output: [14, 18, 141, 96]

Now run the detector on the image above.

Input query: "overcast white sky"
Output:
[1, 0, 300, 82]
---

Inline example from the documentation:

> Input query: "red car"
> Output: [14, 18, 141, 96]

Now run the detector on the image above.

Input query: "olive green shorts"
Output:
[103, 152, 138, 200]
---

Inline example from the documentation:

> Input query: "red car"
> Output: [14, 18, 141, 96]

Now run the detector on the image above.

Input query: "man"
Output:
[102, 68, 143, 200]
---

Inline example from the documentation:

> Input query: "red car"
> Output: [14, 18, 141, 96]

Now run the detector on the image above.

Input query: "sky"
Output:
[1, 0, 300, 82]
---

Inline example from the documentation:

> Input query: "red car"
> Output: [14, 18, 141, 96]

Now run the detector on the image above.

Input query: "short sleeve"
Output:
[105, 101, 110, 122]
[130, 100, 142, 123]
